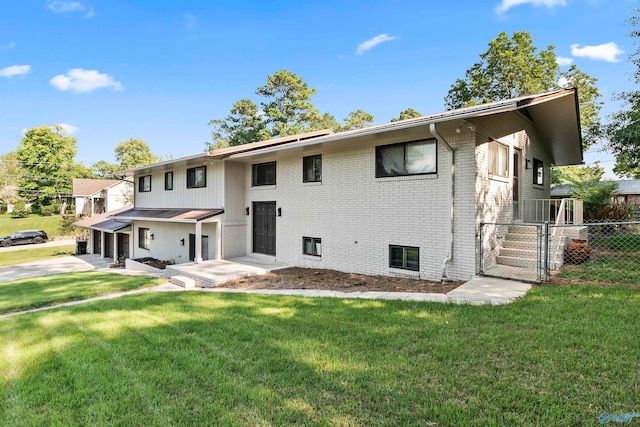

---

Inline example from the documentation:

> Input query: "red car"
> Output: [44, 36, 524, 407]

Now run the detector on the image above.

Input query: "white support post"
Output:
[216, 221, 222, 260]
[195, 221, 203, 263]
[112, 233, 117, 263]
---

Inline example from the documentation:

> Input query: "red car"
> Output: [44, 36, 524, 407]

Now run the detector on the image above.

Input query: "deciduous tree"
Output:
[605, 9, 640, 177]
[16, 124, 78, 206]
[114, 139, 160, 169]
[445, 31, 601, 151]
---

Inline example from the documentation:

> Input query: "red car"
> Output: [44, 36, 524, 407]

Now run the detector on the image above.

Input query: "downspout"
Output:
[429, 123, 455, 280]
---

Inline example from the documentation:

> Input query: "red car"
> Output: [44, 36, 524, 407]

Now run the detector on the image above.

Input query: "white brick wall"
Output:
[243, 134, 478, 281]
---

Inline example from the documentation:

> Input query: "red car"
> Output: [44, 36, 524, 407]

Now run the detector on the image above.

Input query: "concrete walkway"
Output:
[0, 252, 532, 318]
[1, 276, 532, 319]
[155, 275, 531, 305]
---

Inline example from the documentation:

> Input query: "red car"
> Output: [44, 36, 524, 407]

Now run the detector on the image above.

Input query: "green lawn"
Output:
[0, 213, 64, 237]
[0, 271, 163, 314]
[1, 282, 638, 425]
[0, 244, 76, 267]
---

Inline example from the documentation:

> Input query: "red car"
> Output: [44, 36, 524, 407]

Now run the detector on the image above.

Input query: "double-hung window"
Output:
[138, 227, 150, 250]
[164, 172, 173, 190]
[376, 139, 437, 177]
[389, 245, 419, 271]
[138, 175, 151, 192]
[303, 155, 322, 183]
[488, 141, 509, 178]
[533, 158, 544, 185]
[252, 162, 276, 186]
[187, 166, 206, 188]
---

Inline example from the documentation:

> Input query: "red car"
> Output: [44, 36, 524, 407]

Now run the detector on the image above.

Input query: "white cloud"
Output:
[356, 34, 396, 55]
[0, 64, 31, 78]
[496, 0, 566, 13]
[556, 56, 573, 66]
[570, 42, 624, 62]
[48, 1, 94, 17]
[48, 1, 84, 13]
[50, 68, 124, 93]
[0, 41, 15, 50]
[558, 76, 570, 87]
[56, 123, 79, 134]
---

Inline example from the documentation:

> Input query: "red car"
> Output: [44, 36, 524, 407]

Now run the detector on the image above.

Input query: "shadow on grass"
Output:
[1, 287, 639, 425]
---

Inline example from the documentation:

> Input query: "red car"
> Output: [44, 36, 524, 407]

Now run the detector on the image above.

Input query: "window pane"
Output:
[304, 238, 313, 254]
[254, 162, 276, 186]
[378, 145, 405, 176]
[406, 248, 419, 270]
[406, 141, 436, 174]
[195, 167, 205, 186]
[303, 155, 321, 182]
[390, 246, 404, 268]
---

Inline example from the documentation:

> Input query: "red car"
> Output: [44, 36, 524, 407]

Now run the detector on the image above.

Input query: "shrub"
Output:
[51, 203, 60, 214]
[11, 207, 31, 218]
[59, 215, 79, 236]
[0, 204, 7, 214]
[40, 205, 55, 216]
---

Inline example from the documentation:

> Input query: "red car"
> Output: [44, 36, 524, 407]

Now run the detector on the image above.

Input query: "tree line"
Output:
[5, 18, 640, 213]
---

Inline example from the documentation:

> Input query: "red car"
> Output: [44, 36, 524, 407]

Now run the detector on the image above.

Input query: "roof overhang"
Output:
[225, 89, 583, 166]
[109, 208, 224, 223]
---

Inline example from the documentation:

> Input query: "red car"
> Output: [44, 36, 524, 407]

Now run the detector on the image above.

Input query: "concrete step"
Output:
[499, 247, 538, 259]
[170, 275, 196, 289]
[508, 225, 539, 235]
[496, 255, 538, 268]
[504, 233, 539, 242]
[502, 239, 538, 250]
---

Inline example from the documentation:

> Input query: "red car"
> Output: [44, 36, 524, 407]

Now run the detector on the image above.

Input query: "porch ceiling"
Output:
[517, 90, 583, 166]
[110, 208, 224, 223]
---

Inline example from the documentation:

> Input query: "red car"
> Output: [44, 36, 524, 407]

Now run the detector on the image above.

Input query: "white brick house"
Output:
[105, 89, 581, 282]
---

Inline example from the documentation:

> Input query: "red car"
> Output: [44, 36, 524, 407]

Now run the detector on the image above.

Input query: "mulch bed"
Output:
[220, 267, 463, 293]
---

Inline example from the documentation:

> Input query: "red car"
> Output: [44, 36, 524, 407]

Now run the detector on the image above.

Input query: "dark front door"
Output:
[93, 230, 101, 254]
[253, 201, 276, 256]
[117, 234, 129, 260]
[104, 233, 114, 259]
[189, 234, 209, 262]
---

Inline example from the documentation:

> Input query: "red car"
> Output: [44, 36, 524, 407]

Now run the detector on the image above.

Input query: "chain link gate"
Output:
[479, 222, 544, 283]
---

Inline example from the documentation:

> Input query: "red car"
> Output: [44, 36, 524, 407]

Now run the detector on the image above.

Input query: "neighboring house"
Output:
[72, 178, 132, 217]
[552, 179, 640, 211]
[80, 89, 582, 282]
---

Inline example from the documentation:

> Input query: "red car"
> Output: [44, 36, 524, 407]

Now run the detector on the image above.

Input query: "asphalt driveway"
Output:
[0, 254, 114, 283]
[0, 238, 75, 253]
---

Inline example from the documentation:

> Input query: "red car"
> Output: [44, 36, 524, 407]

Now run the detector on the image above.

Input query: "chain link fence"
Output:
[480, 220, 640, 284]
[549, 220, 640, 285]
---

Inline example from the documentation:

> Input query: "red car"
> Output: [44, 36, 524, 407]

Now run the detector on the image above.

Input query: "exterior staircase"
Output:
[496, 225, 539, 269]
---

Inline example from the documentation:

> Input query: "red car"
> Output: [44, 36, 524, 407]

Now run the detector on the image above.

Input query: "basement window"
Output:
[389, 245, 419, 271]
[303, 237, 322, 257]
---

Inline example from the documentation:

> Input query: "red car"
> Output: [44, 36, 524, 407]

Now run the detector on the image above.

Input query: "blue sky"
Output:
[0, 0, 637, 177]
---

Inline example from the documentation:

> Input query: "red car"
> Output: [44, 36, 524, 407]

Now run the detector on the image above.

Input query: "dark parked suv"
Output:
[0, 230, 48, 247]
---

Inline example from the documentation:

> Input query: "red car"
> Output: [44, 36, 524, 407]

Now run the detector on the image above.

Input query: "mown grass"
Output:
[1, 284, 638, 425]
[0, 245, 75, 267]
[557, 256, 640, 284]
[0, 214, 63, 237]
[0, 271, 163, 314]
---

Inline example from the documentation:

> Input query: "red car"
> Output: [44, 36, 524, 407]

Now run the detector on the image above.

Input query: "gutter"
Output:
[429, 123, 455, 280]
